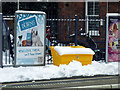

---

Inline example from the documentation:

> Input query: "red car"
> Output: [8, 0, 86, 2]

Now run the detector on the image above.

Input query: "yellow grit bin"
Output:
[50, 46, 95, 66]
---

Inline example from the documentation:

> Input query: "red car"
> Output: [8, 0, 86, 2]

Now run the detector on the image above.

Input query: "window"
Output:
[86, 1, 100, 36]
[88, 2, 99, 15]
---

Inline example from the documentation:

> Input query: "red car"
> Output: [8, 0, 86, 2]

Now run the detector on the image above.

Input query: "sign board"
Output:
[14, 11, 46, 66]
[0, 13, 2, 67]
[106, 13, 120, 62]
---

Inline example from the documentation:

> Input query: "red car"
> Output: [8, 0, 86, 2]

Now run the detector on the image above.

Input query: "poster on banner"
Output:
[106, 13, 120, 62]
[14, 11, 46, 66]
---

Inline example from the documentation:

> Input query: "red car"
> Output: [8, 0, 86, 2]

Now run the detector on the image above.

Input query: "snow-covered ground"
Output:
[1, 35, 119, 83]
[0, 60, 119, 83]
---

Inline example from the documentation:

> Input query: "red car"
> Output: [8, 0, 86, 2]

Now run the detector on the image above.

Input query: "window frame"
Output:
[85, 0, 100, 36]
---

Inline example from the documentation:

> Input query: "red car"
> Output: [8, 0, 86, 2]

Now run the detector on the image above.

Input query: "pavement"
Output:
[0, 75, 119, 89]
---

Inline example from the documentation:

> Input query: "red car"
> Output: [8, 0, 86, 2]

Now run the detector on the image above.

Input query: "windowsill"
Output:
[86, 15, 99, 17]
[81, 31, 100, 36]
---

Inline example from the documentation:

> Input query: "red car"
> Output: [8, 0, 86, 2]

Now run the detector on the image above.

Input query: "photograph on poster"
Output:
[108, 16, 120, 62]
[17, 16, 43, 47]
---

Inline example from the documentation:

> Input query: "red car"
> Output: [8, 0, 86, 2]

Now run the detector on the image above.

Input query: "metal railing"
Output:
[46, 15, 106, 64]
[0, 15, 106, 67]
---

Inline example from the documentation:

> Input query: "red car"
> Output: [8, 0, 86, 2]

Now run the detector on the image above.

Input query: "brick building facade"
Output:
[2, 2, 120, 49]
[56, 2, 119, 49]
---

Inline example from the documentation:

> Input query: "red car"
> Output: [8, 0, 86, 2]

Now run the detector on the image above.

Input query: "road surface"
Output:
[1, 75, 120, 89]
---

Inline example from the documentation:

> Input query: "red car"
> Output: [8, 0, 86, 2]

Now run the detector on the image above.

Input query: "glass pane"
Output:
[2, 22, 6, 35]
[88, 16, 99, 31]
[88, 2, 93, 15]
[95, 2, 99, 15]
[95, 2, 99, 6]
[88, 2, 93, 6]
[87, 2, 99, 15]
[2, 22, 8, 50]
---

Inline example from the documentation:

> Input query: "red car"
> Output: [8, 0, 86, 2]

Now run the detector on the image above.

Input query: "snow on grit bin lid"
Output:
[54, 46, 95, 56]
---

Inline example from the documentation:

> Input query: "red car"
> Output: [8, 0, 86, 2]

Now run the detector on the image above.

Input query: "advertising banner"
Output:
[14, 11, 46, 66]
[106, 13, 120, 62]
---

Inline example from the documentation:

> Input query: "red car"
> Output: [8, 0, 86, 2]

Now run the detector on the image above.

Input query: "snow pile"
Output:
[58, 61, 119, 77]
[54, 46, 95, 55]
[0, 60, 119, 82]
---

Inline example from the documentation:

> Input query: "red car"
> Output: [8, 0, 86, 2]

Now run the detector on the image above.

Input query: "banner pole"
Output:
[0, 1, 3, 67]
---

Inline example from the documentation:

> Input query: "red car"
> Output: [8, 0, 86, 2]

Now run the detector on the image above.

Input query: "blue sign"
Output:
[19, 17, 37, 31]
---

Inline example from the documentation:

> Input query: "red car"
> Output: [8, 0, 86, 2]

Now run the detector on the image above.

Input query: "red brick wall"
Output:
[58, 2, 86, 42]
[57, 2, 119, 49]
[58, 2, 85, 17]
[108, 2, 120, 13]
[58, 2, 119, 17]
[99, 2, 107, 17]
[98, 2, 107, 48]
